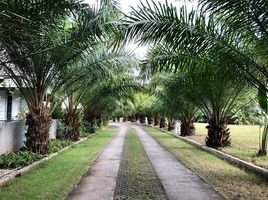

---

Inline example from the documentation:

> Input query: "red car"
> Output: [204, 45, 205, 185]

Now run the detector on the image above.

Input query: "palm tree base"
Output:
[62, 112, 80, 141]
[160, 117, 166, 128]
[25, 111, 52, 154]
[205, 122, 231, 148]
[139, 115, 146, 123]
[147, 116, 154, 125]
[168, 119, 175, 131]
[180, 121, 195, 136]
[154, 116, 160, 126]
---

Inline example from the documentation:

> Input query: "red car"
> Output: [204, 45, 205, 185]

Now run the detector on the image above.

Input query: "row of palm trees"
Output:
[0, 0, 138, 153]
[116, 0, 268, 154]
[1, 0, 268, 156]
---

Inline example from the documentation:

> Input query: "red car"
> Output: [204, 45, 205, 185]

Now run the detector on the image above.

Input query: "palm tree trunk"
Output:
[168, 118, 175, 131]
[258, 115, 268, 156]
[62, 111, 80, 141]
[25, 107, 52, 153]
[180, 119, 195, 136]
[147, 115, 154, 125]
[139, 114, 146, 123]
[130, 115, 136, 122]
[205, 118, 231, 148]
[154, 116, 160, 126]
[160, 117, 166, 128]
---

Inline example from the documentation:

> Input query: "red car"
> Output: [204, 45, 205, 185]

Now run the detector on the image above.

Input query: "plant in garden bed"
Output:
[0, 150, 44, 169]
[48, 139, 73, 154]
[0, 139, 73, 169]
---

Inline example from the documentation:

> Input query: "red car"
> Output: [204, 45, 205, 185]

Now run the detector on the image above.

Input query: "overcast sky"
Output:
[85, 0, 197, 13]
[84, 0, 198, 58]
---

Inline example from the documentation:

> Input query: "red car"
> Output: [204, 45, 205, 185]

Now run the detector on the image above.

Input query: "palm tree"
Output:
[123, 0, 268, 90]
[60, 47, 136, 140]
[149, 74, 197, 135]
[0, 0, 121, 153]
[143, 42, 252, 147]
[121, 1, 262, 148]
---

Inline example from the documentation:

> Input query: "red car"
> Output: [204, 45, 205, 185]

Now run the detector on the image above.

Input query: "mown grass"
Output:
[114, 128, 167, 200]
[145, 127, 268, 200]
[189, 123, 268, 169]
[0, 128, 117, 200]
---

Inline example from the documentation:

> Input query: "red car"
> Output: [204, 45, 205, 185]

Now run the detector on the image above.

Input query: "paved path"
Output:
[66, 123, 222, 200]
[132, 124, 223, 200]
[66, 125, 127, 200]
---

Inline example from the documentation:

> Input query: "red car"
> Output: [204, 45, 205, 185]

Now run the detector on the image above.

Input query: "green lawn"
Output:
[114, 128, 167, 200]
[188, 123, 268, 169]
[145, 127, 268, 200]
[0, 128, 117, 200]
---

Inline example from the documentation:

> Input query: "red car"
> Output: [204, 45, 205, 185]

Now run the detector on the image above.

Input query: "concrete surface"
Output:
[0, 119, 58, 154]
[66, 124, 127, 200]
[133, 124, 223, 200]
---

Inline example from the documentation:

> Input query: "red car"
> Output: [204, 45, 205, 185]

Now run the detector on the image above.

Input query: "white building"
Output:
[0, 78, 27, 121]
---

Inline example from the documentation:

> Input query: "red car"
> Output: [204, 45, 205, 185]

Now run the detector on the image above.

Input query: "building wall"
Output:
[0, 90, 7, 120]
[0, 120, 58, 154]
[11, 94, 27, 120]
[0, 90, 27, 121]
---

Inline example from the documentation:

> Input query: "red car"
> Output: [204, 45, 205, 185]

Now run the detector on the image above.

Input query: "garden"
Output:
[0, 0, 268, 200]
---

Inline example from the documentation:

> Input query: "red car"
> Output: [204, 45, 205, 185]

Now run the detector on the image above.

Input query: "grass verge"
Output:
[145, 127, 268, 200]
[0, 127, 117, 200]
[190, 123, 268, 169]
[114, 128, 167, 200]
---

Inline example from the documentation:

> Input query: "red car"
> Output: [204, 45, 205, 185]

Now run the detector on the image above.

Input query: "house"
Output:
[0, 77, 60, 154]
[0, 77, 27, 121]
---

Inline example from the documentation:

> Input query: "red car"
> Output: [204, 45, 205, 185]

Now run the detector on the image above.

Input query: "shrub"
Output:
[0, 139, 73, 169]
[52, 106, 64, 119]
[48, 139, 72, 154]
[0, 150, 44, 168]
[79, 120, 98, 136]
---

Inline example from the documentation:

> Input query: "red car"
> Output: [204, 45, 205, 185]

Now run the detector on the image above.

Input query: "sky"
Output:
[84, 0, 198, 58]
[85, 0, 198, 13]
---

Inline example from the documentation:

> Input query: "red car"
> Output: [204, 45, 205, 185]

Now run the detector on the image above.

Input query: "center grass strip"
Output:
[0, 128, 117, 200]
[145, 127, 268, 200]
[114, 128, 167, 200]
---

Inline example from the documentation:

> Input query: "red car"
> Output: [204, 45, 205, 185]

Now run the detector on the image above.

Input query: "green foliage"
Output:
[146, 127, 268, 200]
[52, 106, 64, 119]
[0, 128, 117, 200]
[79, 120, 99, 135]
[48, 139, 73, 154]
[258, 86, 268, 113]
[234, 101, 262, 125]
[0, 150, 44, 168]
[0, 139, 73, 168]
[114, 128, 167, 199]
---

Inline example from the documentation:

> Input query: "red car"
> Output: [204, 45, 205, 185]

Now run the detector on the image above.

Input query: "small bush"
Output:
[0, 150, 44, 168]
[79, 120, 98, 136]
[52, 106, 64, 119]
[48, 139, 72, 154]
